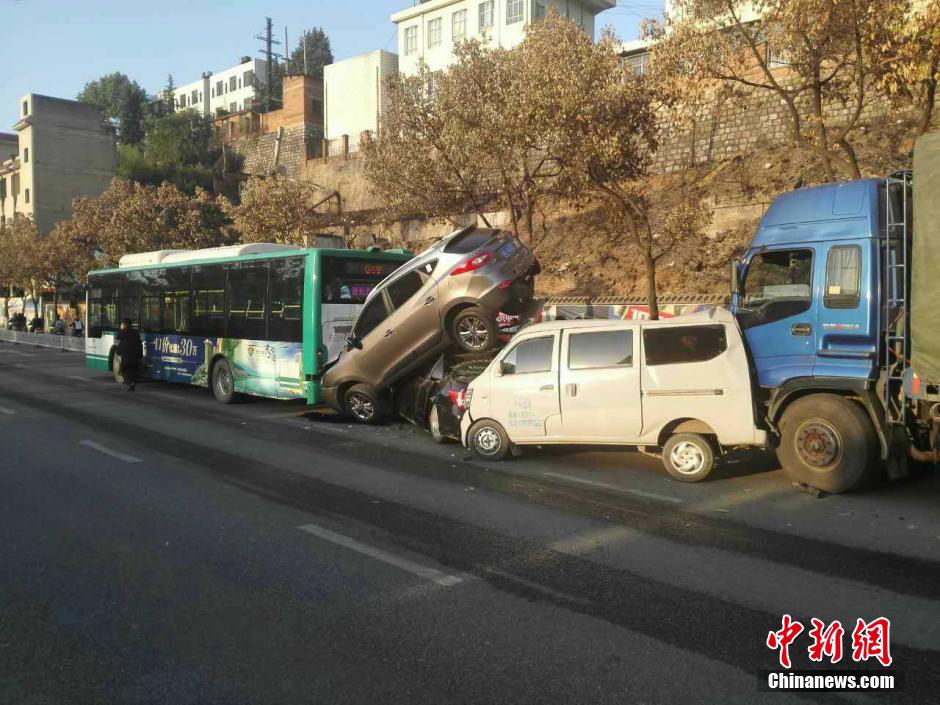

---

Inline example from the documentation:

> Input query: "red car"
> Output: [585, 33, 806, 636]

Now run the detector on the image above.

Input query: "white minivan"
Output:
[459, 308, 767, 481]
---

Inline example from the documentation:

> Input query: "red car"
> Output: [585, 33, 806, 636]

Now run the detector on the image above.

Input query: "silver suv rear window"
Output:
[443, 228, 498, 254]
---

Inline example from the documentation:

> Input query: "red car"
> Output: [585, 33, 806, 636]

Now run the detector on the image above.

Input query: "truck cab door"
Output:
[737, 247, 817, 387]
[486, 333, 560, 439]
[814, 241, 878, 380]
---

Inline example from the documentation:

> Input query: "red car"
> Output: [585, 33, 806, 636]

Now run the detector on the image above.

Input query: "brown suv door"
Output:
[375, 265, 441, 384]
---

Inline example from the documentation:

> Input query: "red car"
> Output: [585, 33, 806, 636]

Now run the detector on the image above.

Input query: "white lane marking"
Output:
[78, 440, 142, 463]
[0, 348, 33, 357]
[541, 471, 682, 504]
[67, 375, 90, 383]
[0, 405, 14, 415]
[298, 523, 462, 587]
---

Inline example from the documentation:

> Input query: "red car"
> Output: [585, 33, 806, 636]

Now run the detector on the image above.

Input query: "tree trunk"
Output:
[811, 80, 836, 181]
[645, 250, 659, 321]
[916, 74, 937, 137]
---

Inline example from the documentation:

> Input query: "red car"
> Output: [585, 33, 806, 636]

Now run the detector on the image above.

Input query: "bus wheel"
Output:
[344, 384, 387, 424]
[211, 359, 236, 404]
[662, 433, 715, 482]
[777, 394, 876, 494]
[112, 352, 125, 384]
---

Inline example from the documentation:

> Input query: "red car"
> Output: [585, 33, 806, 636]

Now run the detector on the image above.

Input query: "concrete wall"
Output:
[324, 50, 398, 142]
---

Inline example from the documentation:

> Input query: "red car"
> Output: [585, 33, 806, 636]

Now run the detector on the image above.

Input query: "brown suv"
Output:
[322, 226, 538, 422]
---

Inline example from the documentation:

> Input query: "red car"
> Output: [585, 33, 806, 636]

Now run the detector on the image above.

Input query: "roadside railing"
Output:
[0, 328, 85, 352]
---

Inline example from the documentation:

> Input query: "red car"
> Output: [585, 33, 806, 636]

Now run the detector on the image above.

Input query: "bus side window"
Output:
[269, 257, 304, 343]
[162, 267, 191, 334]
[191, 264, 227, 337]
[227, 261, 268, 340]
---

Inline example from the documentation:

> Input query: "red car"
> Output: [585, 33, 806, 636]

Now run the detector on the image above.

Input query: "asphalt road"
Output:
[1, 341, 939, 704]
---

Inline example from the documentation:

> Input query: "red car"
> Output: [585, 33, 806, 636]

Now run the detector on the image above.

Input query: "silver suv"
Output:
[322, 226, 538, 422]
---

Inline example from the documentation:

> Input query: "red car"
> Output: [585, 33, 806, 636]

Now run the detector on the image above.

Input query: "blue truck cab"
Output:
[734, 179, 883, 387]
[730, 177, 910, 493]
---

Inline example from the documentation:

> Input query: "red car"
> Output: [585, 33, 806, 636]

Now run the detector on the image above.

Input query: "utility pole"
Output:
[255, 17, 282, 112]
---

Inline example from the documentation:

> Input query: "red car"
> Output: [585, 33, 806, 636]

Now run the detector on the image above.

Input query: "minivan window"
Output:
[501, 336, 554, 375]
[443, 227, 497, 254]
[643, 325, 727, 366]
[824, 245, 861, 309]
[568, 330, 633, 369]
[387, 270, 426, 309]
[354, 297, 388, 339]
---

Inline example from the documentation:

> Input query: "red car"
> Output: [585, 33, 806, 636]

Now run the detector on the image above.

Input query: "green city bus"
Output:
[85, 243, 412, 403]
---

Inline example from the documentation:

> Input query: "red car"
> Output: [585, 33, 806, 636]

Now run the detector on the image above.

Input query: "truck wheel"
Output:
[662, 433, 715, 482]
[344, 384, 387, 424]
[777, 394, 877, 493]
[211, 359, 236, 404]
[112, 352, 125, 384]
[468, 419, 510, 461]
[452, 307, 497, 353]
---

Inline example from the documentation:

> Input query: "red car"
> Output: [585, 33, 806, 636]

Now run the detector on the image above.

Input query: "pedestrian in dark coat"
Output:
[115, 318, 143, 391]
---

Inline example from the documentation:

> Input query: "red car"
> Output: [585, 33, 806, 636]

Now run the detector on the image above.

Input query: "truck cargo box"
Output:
[911, 132, 940, 384]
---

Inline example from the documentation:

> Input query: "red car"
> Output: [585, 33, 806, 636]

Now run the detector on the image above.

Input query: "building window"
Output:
[452, 9, 467, 42]
[229, 76, 237, 91]
[478, 0, 494, 29]
[23, 147, 28, 163]
[22, 100, 27, 116]
[244, 69, 254, 86]
[191, 89, 199, 104]
[211, 88, 215, 98]
[24, 188, 29, 204]
[404, 25, 418, 55]
[427, 17, 443, 47]
[506, 0, 523, 24]
[179, 94, 187, 108]
[230, 102, 237, 112]
[624, 51, 649, 76]
[216, 80, 224, 95]
[534, 1, 546, 19]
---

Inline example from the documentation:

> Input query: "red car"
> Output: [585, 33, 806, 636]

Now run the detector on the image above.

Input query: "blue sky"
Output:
[0, 0, 664, 130]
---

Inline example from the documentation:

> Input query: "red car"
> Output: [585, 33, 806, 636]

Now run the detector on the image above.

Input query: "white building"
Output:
[323, 50, 399, 143]
[391, 0, 616, 75]
[172, 57, 269, 116]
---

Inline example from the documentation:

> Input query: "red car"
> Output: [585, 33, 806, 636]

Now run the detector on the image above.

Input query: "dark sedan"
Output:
[395, 351, 497, 443]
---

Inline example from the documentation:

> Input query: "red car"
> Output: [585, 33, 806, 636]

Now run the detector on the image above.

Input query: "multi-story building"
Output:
[391, 0, 615, 75]
[0, 94, 116, 234]
[171, 57, 269, 117]
[323, 50, 399, 144]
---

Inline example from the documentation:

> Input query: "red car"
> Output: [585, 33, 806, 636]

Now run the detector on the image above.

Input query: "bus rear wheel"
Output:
[777, 394, 877, 493]
[112, 352, 125, 384]
[211, 359, 236, 404]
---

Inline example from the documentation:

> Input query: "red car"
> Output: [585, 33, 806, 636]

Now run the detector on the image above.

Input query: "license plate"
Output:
[499, 242, 516, 258]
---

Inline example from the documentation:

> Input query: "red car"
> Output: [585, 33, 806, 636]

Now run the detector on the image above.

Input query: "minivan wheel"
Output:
[452, 307, 497, 353]
[344, 384, 387, 424]
[662, 433, 715, 482]
[211, 359, 236, 404]
[468, 419, 510, 461]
